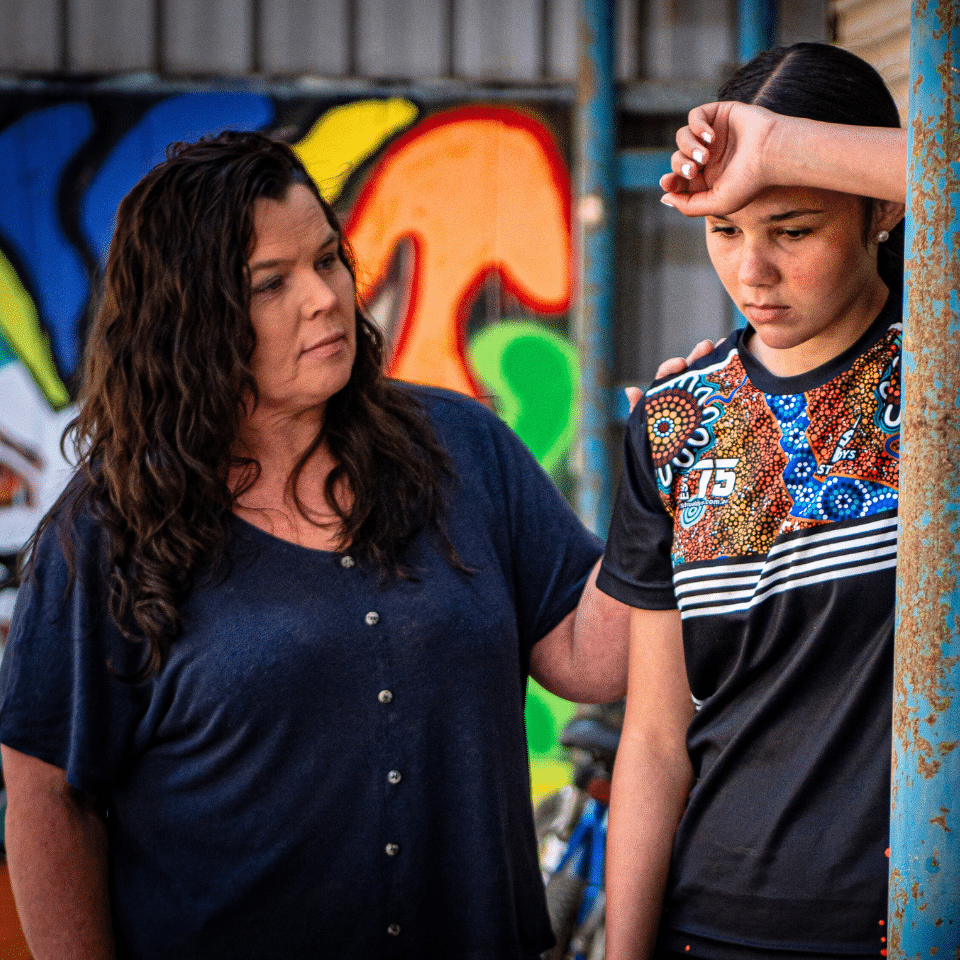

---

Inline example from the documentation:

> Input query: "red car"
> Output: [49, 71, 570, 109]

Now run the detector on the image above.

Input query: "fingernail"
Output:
[693, 149, 705, 164]
[660, 196, 675, 207]
[702, 132, 713, 144]
[681, 163, 693, 178]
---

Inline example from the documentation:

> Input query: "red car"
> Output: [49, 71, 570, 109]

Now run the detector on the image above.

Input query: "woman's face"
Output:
[245, 183, 357, 423]
[705, 186, 898, 376]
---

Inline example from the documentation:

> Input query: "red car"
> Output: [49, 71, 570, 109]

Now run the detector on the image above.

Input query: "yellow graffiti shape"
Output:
[294, 99, 418, 203]
[0, 251, 69, 408]
[345, 109, 571, 396]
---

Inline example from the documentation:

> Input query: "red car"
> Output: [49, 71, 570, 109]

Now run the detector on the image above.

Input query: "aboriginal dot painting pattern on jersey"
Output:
[645, 324, 901, 566]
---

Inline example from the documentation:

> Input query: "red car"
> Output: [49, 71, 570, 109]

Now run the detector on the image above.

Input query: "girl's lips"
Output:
[744, 304, 789, 324]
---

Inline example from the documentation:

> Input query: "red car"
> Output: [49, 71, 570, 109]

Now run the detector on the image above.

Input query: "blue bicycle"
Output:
[536, 703, 622, 960]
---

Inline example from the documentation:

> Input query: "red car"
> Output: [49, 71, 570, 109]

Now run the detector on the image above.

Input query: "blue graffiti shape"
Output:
[81, 93, 275, 269]
[0, 104, 95, 377]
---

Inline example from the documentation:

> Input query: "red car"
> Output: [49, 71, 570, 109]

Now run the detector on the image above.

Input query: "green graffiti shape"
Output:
[524, 680, 577, 759]
[468, 321, 579, 480]
[0, 251, 69, 407]
[470, 322, 580, 761]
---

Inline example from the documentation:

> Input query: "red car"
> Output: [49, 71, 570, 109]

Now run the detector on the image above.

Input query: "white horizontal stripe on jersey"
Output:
[673, 515, 898, 620]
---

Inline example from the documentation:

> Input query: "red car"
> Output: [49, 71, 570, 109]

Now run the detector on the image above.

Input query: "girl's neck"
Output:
[746, 277, 889, 378]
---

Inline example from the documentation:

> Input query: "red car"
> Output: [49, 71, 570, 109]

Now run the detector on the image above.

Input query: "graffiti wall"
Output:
[0, 86, 582, 795]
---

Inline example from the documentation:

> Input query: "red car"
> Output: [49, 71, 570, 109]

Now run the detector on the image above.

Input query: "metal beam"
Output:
[618, 79, 718, 117]
[617, 148, 673, 192]
[737, 0, 777, 63]
[889, 0, 960, 953]
[572, 0, 616, 536]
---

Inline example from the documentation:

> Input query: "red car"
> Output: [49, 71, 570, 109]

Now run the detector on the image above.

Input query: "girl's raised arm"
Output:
[660, 101, 907, 216]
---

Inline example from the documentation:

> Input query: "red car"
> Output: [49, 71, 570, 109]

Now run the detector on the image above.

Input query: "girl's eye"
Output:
[780, 228, 811, 240]
[709, 225, 737, 237]
[317, 253, 339, 270]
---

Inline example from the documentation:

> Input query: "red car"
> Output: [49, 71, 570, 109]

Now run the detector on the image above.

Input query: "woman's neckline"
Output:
[230, 510, 349, 557]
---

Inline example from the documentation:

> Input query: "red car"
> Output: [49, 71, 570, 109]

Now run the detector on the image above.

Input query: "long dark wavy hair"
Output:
[31, 130, 461, 681]
[719, 42, 904, 290]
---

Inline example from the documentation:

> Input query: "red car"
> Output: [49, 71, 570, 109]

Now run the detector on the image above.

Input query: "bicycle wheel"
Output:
[536, 786, 587, 880]
[570, 889, 604, 960]
[542, 869, 586, 960]
[586, 922, 605, 960]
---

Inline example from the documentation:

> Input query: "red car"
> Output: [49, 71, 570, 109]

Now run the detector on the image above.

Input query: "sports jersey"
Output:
[597, 294, 901, 958]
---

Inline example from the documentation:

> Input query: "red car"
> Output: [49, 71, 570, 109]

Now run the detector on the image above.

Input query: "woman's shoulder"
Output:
[392, 381, 509, 442]
[23, 469, 103, 580]
[391, 380, 543, 484]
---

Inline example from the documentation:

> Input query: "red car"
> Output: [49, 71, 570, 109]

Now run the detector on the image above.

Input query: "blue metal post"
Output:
[732, 0, 778, 332]
[737, 0, 777, 63]
[889, 0, 960, 954]
[573, 0, 616, 536]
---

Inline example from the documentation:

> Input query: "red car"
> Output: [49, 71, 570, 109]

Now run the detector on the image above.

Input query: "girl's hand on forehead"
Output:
[659, 102, 778, 218]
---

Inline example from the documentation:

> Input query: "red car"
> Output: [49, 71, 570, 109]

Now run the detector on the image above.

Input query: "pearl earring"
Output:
[877, 230, 890, 243]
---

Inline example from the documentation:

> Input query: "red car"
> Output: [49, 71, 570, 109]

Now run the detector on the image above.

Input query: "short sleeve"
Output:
[0, 505, 148, 795]
[597, 402, 677, 610]
[488, 415, 603, 651]
[418, 386, 603, 656]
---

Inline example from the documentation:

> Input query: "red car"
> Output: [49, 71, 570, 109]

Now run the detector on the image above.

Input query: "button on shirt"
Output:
[0, 384, 602, 960]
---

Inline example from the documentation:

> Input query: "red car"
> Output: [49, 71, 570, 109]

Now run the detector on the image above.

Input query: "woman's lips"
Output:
[301, 331, 345, 357]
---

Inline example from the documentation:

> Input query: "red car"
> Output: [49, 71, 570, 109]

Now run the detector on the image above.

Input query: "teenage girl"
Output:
[599, 43, 908, 960]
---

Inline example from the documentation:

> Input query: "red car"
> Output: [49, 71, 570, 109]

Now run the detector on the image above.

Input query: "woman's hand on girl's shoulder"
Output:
[659, 102, 778, 217]
[622, 339, 718, 417]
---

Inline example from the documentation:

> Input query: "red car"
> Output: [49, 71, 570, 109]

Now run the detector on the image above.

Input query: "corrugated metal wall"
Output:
[0, 0, 820, 87]
[0, 0, 586, 81]
[830, 0, 910, 118]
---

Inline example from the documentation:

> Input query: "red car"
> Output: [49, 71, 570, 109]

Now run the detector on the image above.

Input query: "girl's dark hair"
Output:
[718, 42, 904, 289]
[31, 130, 460, 681]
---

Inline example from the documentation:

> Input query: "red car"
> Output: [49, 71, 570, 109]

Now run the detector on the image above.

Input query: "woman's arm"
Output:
[605, 607, 695, 960]
[2, 746, 116, 960]
[529, 333, 720, 704]
[660, 102, 907, 216]
[530, 561, 630, 704]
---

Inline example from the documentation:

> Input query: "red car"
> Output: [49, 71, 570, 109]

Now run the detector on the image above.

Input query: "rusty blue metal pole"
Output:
[889, 0, 960, 954]
[573, 0, 616, 535]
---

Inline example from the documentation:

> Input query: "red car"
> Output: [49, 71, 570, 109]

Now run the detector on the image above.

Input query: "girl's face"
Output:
[705, 186, 902, 377]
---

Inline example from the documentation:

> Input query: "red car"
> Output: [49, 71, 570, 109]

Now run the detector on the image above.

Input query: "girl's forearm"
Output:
[605, 729, 693, 960]
[764, 115, 907, 202]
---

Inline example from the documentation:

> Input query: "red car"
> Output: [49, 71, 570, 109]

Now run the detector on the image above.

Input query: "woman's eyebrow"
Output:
[248, 256, 289, 274]
[248, 230, 339, 273]
[317, 229, 339, 248]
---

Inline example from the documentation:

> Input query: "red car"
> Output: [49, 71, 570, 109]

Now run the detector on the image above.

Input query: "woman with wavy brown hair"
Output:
[0, 130, 628, 960]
